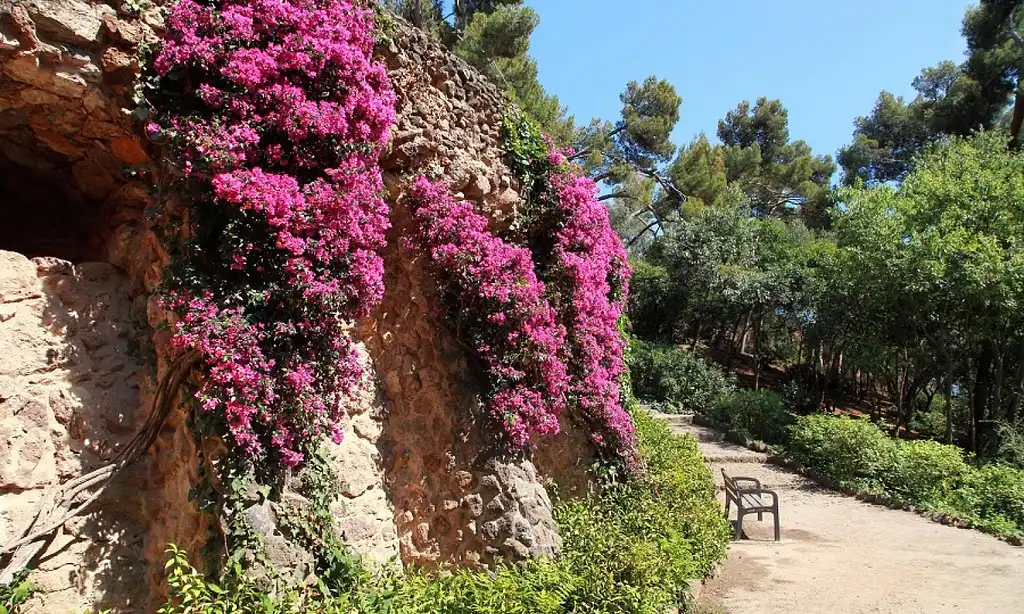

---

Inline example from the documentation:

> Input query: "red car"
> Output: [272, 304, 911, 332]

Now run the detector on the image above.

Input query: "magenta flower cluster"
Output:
[409, 151, 637, 465]
[153, 0, 395, 466]
[548, 167, 637, 466]
[409, 177, 569, 448]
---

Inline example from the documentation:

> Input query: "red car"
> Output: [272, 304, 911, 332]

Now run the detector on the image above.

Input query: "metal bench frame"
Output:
[721, 469, 780, 541]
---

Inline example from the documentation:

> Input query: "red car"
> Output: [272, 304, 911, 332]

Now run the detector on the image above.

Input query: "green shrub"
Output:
[709, 389, 792, 445]
[380, 562, 577, 614]
[626, 261, 677, 341]
[909, 404, 948, 441]
[630, 409, 732, 576]
[159, 545, 321, 614]
[788, 415, 894, 488]
[627, 339, 734, 414]
[994, 422, 1024, 469]
[945, 463, 1024, 536]
[160, 410, 730, 614]
[786, 414, 1024, 539]
[780, 378, 819, 415]
[553, 410, 730, 612]
[878, 439, 969, 504]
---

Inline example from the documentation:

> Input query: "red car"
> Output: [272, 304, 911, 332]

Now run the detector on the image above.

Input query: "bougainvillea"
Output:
[409, 177, 569, 448]
[410, 131, 637, 467]
[547, 167, 636, 466]
[150, 0, 395, 466]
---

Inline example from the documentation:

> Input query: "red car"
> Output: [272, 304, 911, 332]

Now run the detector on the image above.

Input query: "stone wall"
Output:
[0, 0, 158, 262]
[365, 21, 570, 569]
[0, 4, 597, 611]
[0, 2, 209, 610]
[0, 251, 149, 612]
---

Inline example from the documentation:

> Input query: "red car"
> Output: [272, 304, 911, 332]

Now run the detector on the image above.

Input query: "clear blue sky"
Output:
[523, 0, 974, 161]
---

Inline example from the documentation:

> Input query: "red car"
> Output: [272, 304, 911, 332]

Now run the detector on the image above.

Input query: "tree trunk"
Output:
[836, 352, 845, 397]
[922, 385, 937, 414]
[738, 312, 752, 356]
[753, 314, 763, 390]
[972, 343, 995, 453]
[828, 352, 841, 411]
[994, 344, 1006, 419]
[868, 373, 879, 420]
[412, 0, 424, 27]
[1009, 87, 1024, 150]
[818, 344, 828, 410]
[944, 368, 955, 444]
[1009, 338, 1024, 424]
[690, 321, 703, 351]
[895, 349, 911, 438]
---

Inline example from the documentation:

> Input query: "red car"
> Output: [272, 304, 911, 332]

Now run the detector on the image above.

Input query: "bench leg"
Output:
[724, 496, 731, 518]
[757, 511, 763, 521]
[773, 507, 780, 541]
[734, 511, 744, 541]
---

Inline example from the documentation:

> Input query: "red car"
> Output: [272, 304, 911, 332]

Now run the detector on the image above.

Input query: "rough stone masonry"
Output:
[0, 3, 596, 611]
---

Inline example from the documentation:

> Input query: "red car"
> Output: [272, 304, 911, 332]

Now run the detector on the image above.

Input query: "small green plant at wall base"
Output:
[159, 406, 729, 614]
[0, 570, 32, 614]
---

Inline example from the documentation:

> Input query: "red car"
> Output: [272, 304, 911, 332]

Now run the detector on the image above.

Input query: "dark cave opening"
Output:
[0, 122, 107, 263]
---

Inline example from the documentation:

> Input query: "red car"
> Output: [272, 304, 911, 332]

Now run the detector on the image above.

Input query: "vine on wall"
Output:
[410, 177, 569, 448]
[411, 110, 637, 468]
[148, 0, 396, 468]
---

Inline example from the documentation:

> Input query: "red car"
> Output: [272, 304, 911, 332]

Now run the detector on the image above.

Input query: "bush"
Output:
[552, 411, 730, 611]
[780, 374, 819, 414]
[0, 571, 32, 614]
[627, 339, 734, 414]
[994, 422, 1024, 469]
[909, 403, 948, 441]
[787, 414, 1024, 540]
[379, 562, 578, 614]
[708, 389, 792, 445]
[627, 261, 676, 341]
[878, 439, 969, 504]
[788, 415, 894, 488]
[946, 463, 1024, 536]
[630, 409, 732, 575]
[160, 410, 730, 614]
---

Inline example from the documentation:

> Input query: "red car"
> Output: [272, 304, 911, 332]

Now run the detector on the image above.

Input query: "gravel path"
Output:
[656, 413, 1024, 614]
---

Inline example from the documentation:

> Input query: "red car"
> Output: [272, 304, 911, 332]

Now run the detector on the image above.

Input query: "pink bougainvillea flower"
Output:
[154, 0, 395, 465]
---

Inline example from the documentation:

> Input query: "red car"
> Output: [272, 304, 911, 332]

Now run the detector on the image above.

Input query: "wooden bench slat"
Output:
[740, 493, 768, 508]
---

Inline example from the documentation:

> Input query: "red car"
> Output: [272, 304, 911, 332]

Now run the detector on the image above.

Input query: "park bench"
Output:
[721, 469, 780, 541]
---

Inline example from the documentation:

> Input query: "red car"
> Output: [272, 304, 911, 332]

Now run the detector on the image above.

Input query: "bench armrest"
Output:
[730, 476, 762, 490]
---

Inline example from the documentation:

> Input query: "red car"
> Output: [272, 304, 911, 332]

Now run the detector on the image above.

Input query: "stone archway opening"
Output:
[0, 122, 109, 262]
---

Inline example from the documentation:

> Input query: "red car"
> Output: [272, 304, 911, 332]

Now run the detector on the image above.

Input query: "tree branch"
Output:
[1009, 89, 1024, 150]
[636, 167, 686, 204]
[626, 219, 661, 248]
[1011, 2, 1024, 48]
[568, 147, 593, 161]
[626, 204, 656, 222]
[570, 126, 625, 161]
[597, 190, 633, 202]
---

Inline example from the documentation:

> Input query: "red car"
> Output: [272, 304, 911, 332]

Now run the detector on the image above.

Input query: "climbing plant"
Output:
[147, 0, 396, 468]
[409, 108, 637, 468]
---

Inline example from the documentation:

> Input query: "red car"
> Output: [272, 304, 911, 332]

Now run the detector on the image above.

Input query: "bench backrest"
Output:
[721, 469, 738, 499]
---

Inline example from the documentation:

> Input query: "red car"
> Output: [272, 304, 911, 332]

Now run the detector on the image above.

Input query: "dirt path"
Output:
[657, 413, 1024, 614]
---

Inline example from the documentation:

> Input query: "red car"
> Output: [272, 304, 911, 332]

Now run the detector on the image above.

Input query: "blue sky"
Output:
[523, 0, 974, 161]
